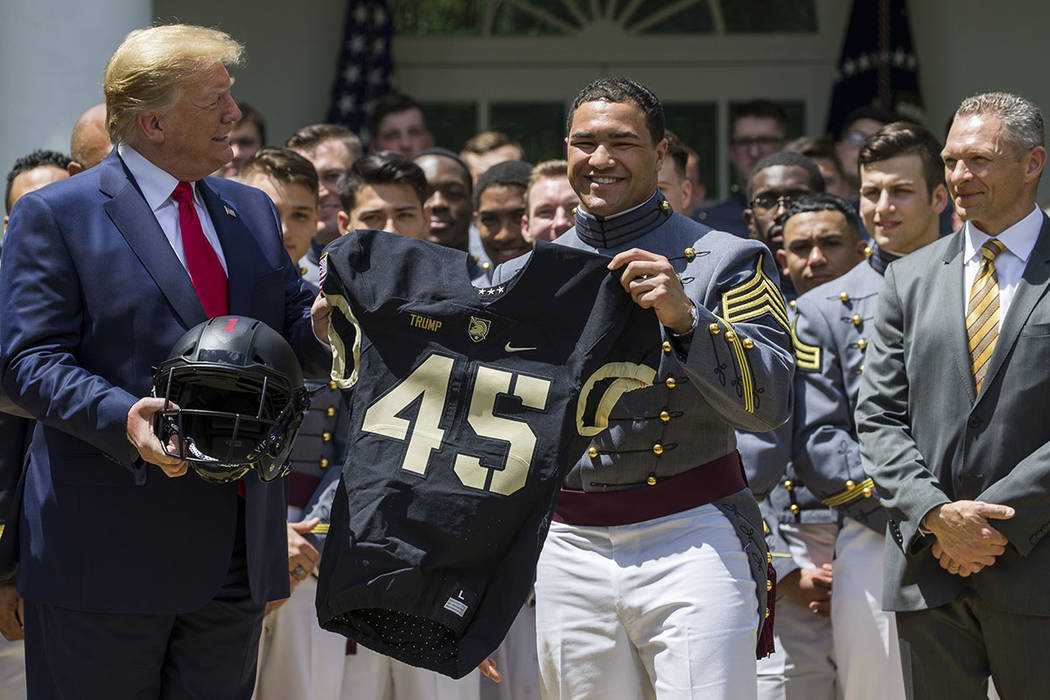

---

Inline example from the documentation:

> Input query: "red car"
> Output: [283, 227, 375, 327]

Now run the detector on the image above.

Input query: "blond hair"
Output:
[104, 24, 243, 146]
[525, 159, 569, 207]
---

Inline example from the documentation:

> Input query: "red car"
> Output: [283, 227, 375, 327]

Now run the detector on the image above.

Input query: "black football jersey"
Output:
[315, 229, 664, 678]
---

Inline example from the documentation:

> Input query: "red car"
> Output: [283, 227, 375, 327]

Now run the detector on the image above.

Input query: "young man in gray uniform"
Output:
[792, 122, 948, 700]
[492, 77, 793, 700]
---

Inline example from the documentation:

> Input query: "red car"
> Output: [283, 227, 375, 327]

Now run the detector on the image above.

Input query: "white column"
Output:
[0, 0, 149, 185]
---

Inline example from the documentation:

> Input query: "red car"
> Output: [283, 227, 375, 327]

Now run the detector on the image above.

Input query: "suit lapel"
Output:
[936, 233, 977, 403]
[100, 154, 205, 329]
[977, 216, 1050, 402]
[198, 179, 271, 316]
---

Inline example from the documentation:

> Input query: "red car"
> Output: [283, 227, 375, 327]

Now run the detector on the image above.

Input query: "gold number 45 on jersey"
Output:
[362, 354, 551, 496]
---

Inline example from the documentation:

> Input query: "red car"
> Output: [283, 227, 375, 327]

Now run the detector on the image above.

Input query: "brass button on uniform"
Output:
[783, 480, 793, 491]
[742, 337, 754, 349]
[846, 479, 856, 490]
[840, 291, 850, 302]
[684, 247, 696, 260]
[329, 380, 339, 390]
[767, 551, 772, 563]
[765, 608, 771, 619]
[647, 475, 658, 486]
[482, 261, 491, 271]
[660, 200, 671, 212]
[326, 407, 336, 417]
[852, 314, 862, 326]
[857, 338, 867, 350]
[320, 458, 329, 468]
[322, 432, 332, 442]
[725, 330, 737, 342]
[665, 377, 677, 389]
[864, 245, 873, 257]
[652, 443, 664, 455]
[789, 299, 796, 310]
[587, 446, 599, 458]
[662, 341, 672, 353]
[790, 504, 800, 515]
[766, 579, 773, 591]
[708, 322, 721, 335]
[863, 487, 873, 498]
[659, 410, 671, 423]
[299, 265, 308, 277]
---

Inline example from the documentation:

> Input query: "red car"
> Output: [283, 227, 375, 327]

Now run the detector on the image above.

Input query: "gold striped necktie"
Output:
[967, 238, 1007, 392]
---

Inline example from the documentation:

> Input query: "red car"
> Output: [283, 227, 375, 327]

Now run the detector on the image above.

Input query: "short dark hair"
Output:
[235, 102, 266, 145]
[777, 192, 859, 240]
[858, 121, 945, 195]
[6, 149, 72, 214]
[784, 136, 844, 173]
[413, 147, 473, 197]
[474, 159, 532, 211]
[240, 147, 319, 200]
[664, 129, 688, 182]
[337, 151, 428, 213]
[566, 77, 664, 145]
[367, 93, 427, 143]
[746, 151, 826, 201]
[839, 106, 898, 139]
[285, 123, 363, 162]
[731, 100, 789, 133]
[461, 131, 521, 157]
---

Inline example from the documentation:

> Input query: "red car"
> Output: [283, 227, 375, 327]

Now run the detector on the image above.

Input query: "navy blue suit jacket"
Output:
[0, 151, 328, 614]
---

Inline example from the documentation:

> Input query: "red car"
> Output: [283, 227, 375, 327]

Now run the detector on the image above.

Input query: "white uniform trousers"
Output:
[757, 521, 840, 700]
[535, 503, 758, 700]
[0, 636, 26, 700]
[482, 600, 541, 700]
[831, 516, 905, 700]
[340, 644, 480, 699]
[253, 575, 347, 700]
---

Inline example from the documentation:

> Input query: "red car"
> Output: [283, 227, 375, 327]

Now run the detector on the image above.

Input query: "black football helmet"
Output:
[152, 316, 311, 483]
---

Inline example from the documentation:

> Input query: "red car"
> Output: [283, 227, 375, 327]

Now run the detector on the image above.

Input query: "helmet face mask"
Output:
[152, 316, 311, 484]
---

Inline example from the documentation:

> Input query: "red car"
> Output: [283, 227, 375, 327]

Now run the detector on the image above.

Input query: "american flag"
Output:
[326, 0, 394, 141]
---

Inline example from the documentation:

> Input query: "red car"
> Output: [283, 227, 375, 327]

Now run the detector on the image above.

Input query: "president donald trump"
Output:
[0, 25, 327, 698]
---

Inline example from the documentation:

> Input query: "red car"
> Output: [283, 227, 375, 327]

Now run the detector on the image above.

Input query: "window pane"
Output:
[492, 0, 574, 36]
[663, 103, 718, 198]
[423, 103, 480, 153]
[719, 0, 817, 33]
[629, 1, 714, 34]
[391, 0, 484, 36]
[490, 102, 566, 163]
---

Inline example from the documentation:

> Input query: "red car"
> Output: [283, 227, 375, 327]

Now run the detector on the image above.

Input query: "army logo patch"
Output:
[467, 316, 491, 343]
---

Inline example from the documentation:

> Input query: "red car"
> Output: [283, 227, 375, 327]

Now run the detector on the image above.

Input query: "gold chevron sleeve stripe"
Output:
[716, 316, 756, 414]
[821, 478, 876, 507]
[310, 523, 331, 535]
[722, 259, 791, 332]
[791, 316, 821, 371]
[0, 523, 4, 541]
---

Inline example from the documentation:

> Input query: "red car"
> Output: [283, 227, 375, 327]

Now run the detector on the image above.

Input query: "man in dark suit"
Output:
[0, 24, 327, 699]
[856, 92, 1049, 699]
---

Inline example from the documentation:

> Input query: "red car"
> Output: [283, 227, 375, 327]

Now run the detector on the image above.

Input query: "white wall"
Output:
[909, 0, 1050, 201]
[0, 0, 149, 191]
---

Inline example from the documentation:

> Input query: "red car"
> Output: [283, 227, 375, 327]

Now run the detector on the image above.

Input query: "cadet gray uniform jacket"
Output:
[791, 248, 898, 534]
[856, 219, 1050, 613]
[495, 191, 795, 621]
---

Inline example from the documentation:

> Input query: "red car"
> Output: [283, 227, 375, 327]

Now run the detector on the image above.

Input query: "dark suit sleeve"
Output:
[0, 413, 31, 582]
[855, 265, 949, 551]
[976, 441, 1050, 556]
[0, 193, 140, 468]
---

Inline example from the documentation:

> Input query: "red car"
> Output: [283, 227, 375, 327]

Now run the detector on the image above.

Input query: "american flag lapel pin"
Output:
[224, 205, 237, 218]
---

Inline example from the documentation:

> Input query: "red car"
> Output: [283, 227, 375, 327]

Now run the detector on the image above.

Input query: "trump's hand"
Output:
[608, 248, 695, 334]
[126, 397, 188, 477]
[924, 500, 1012, 576]
[0, 584, 23, 641]
[311, 294, 333, 346]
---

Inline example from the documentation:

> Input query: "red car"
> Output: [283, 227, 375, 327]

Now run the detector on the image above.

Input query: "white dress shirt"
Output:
[962, 205, 1043, 323]
[117, 143, 229, 275]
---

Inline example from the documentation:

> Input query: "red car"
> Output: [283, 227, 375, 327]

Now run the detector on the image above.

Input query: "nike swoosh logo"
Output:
[505, 343, 537, 353]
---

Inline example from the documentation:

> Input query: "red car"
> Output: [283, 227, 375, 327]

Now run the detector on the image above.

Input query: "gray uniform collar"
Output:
[573, 191, 673, 249]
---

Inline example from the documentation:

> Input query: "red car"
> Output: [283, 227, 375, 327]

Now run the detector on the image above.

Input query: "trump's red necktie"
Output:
[172, 182, 228, 318]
